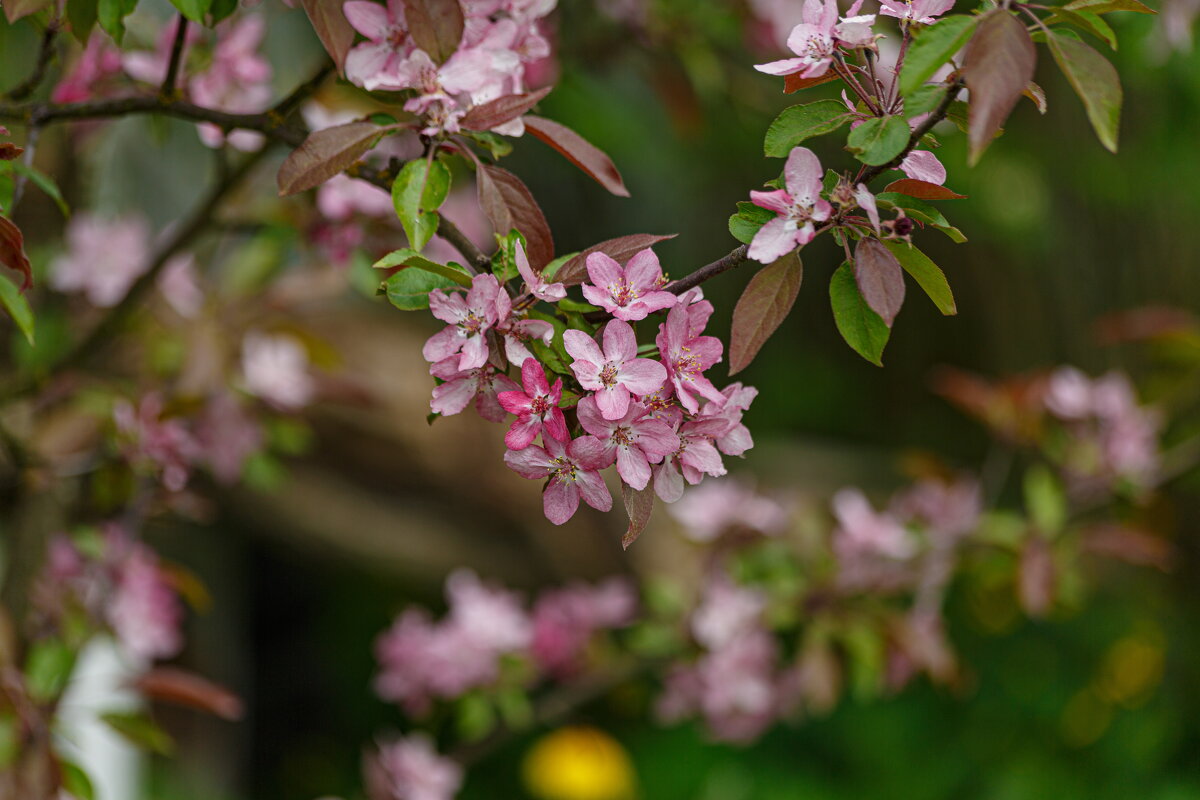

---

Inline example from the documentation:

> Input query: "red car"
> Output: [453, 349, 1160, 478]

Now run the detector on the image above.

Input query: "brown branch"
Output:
[160, 15, 189, 99]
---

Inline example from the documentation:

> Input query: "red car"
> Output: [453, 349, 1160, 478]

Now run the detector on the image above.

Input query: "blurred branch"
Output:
[4, 19, 60, 102]
[160, 15, 189, 99]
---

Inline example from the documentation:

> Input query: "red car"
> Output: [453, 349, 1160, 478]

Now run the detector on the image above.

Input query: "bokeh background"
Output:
[3, 1, 1200, 798]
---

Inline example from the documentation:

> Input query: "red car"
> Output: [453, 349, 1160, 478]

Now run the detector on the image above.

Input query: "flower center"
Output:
[608, 279, 639, 306]
[599, 363, 619, 388]
[612, 426, 634, 447]
[530, 395, 552, 416]
[550, 456, 578, 483]
[461, 312, 484, 335]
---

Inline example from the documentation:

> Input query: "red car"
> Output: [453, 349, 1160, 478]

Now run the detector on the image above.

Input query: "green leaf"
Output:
[99, 712, 174, 755]
[10, 161, 68, 217]
[556, 298, 600, 313]
[763, 100, 852, 158]
[392, 158, 452, 252]
[846, 115, 910, 166]
[373, 248, 471, 286]
[1046, 31, 1121, 153]
[60, 761, 96, 800]
[881, 240, 956, 315]
[209, 0, 237, 22]
[456, 693, 496, 741]
[730, 253, 803, 374]
[830, 261, 890, 366]
[875, 193, 968, 242]
[903, 85, 948, 118]
[24, 639, 74, 703]
[97, 0, 138, 42]
[0, 272, 34, 345]
[167, 0, 209, 22]
[1063, 0, 1154, 14]
[384, 267, 460, 311]
[1024, 464, 1067, 535]
[67, 0, 100, 42]
[728, 201, 775, 245]
[0, 714, 18, 770]
[899, 15, 979, 97]
[1047, 7, 1118, 49]
[463, 130, 513, 160]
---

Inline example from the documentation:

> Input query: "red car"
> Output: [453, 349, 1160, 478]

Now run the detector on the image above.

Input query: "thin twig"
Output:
[160, 16, 189, 99]
[8, 125, 39, 212]
[4, 21, 59, 102]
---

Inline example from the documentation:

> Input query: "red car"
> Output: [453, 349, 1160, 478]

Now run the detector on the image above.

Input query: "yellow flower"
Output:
[522, 726, 637, 800]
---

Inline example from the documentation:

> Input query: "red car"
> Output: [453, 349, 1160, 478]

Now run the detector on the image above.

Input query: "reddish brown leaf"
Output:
[0, 215, 32, 291]
[552, 233, 678, 286]
[476, 165, 554, 269]
[1081, 524, 1171, 571]
[133, 668, 244, 720]
[784, 72, 840, 94]
[729, 253, 803, 374]
[1023, 81, 1048, 114]
[404, 0, 465, 65]
[853, 239, 906, 327]
[523, 115, 630, 198]
[300, 0, 356, 74]
[882, 179, 967, 200]
[460, 87, 553, 132]
[962, 10, 1036, 164]
[0, 143, 24, 161]
[3, 0, 51, 23]
[277, 121, 388, 196]
[1093, 306, 1198, 345]
[621, 484, 654, 550]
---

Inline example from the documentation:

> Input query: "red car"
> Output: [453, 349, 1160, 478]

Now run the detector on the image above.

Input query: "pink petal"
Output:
[575, 396, 613, 438]
[345, 41, 395, 89]
[632, 419, 680, 458]
[422, 326, 464, 363]
[428, 289, 467, 325]
[343, 1, 391, 39]
[618, 358, 667, 396]
[504, 444, 553, 479]
[602, 319, 638, 364]
[515, 240, 536, 286]
[747, 217, 800, 264]
[623, 248, 664, 293]
[431, 376, 474, 416]
[521, 358, 551, 395]
[563, 329, 605, 367]
[654, 460, 685, 503]
[855, 185, 880, 233]
[497, 390, 533, 414]
[574, 470, 613, 512]
[571, 434, 614, 468]
[543, 408, 570, 442]
[585, 252, 623, 288]
[505, 414, 542, 450]
[616, 447, 652, 491]
[750, 189, 792, 215]
[458, 334, 489, 371]
[596, 385, 631, 421]
[784, 146, 825, 205]
[570, 360, 603, 391]
[682, 439, 726, 477]
[581, 283, 615, 311]
[899, 150, 947, 185]
[632, 291, 679, 317]
[543, 480, 580, 525]
[717, 425, 754, 456]
[754, 57, 807, 76]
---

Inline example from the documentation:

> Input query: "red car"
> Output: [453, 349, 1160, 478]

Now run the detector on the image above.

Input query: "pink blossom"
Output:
[832, 488, 915, 559]
[691, 577, 766, 649]
[855, 184, 881, 233]
[698, 382, 757, 456]
[423, 274, 504, 371]
[879, 0, 956, 26]
[576, 397, 679, 490]
[899, 149, 947, 184]
[108, 544, 184, 663]
[241, 332, 315, 410]
[497, 358, 569, 449]
[580, 248, 677, 322]
[445, 569, 534, 654]
[194, 392, 263, 485]
[564, 320, 667, 420]
[667, 481, 787, 542]
[516, 239, 565, 302]
[531, 577, 636, 676]
[494, 290, 555, 366]
[114, 394, 200, 492]
[344, 0, 416, 91]
[122, 19, 201, 85]
[188, 16, 273, 150]
[51, 214, 150, 307]
[503, 434, 612, 524]
[748, 146, 833, 263]
[652, 409, 729, 502]
[376, 735, 462, 800]
[753, 0, 875, 79]
[157, 254, 204, 318]
[892, 478, 981, 539]
[53, 36, 123, 103]
[1045, 366, 1096, 420]
[316, 174, 395, 221]
[429, 355, 520, 422]
[656, 302, 725, 415]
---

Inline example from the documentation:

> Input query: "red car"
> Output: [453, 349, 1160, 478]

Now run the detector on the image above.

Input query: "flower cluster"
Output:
[374, 570, 635, 714]
[344, 0, 557, 135]
[422, 245, 759, 525]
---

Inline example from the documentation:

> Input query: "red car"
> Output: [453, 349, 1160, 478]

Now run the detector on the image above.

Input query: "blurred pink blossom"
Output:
[52, 214, 150, 307]
[189, 16, 273, 150]
[376, 735, 462, 800]
[108, 543, 184, 663]
[240, 332, 316, 411]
